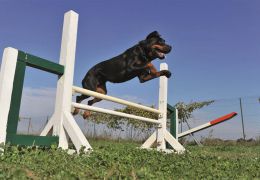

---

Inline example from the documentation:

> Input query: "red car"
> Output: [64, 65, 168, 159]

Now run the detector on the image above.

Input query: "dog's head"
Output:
[140, 31, 172, 60]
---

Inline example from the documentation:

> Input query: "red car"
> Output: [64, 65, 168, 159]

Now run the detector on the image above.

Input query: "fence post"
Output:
[239, 98, 246, 139]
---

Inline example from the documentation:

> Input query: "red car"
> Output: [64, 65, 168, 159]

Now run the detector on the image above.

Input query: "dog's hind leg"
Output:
[72, 94, 90, 115]
[76, 94, 90, 103]
[73, 76, 98, 116]
[82, 84, 107, 119]
[87, 85, 107, 106]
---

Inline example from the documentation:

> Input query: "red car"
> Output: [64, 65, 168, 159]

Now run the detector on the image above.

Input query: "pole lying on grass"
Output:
[177, 112, 237, 138]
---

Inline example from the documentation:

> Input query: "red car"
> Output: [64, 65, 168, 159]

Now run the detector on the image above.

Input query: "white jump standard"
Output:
[40, 11, 92, 152]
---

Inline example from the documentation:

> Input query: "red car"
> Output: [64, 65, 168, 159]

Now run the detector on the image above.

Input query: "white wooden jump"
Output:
[0, 10, 185, 153]
[39, 11, 185, 153]
[70, 63, 185, 153]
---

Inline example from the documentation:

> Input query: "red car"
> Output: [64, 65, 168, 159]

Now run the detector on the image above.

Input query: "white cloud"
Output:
[20, 87, 56, 117]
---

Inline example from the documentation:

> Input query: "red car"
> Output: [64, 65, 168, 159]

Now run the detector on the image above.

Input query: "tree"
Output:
[174, 101, 214, 123]
[86, 105, 158, 131]
[85, 100, 214, 133]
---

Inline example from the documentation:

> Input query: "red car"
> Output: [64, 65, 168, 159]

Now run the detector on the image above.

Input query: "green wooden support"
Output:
[166, 104, 178, 149]
[5, 50, 65, 147]
[18, 51, 64, 76]
[6, 60, 26, 134]
[167, 104, 177, 138]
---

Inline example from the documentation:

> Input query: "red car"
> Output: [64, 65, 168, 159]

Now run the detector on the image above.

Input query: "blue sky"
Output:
[0, 0, 259, 138]
[1, 0, 259, 104]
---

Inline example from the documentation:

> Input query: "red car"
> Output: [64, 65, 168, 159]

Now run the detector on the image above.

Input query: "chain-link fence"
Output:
[17, 96, 259, 142]
[185, 96, 260, 140]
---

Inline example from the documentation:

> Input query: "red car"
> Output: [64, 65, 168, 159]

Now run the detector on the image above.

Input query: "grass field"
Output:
[0, 140, 259, 179]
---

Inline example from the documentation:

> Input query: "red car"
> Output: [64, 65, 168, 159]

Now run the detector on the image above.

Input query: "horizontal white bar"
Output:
[72, 102, 161, 124]
[178, 122, 211, 138]
[72, 86, 161, 114]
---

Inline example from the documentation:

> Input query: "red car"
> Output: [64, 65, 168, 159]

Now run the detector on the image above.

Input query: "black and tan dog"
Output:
[73, 31, 172, 118]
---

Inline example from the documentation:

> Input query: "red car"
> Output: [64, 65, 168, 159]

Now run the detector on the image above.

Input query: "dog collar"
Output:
[138, 43, 149, 62]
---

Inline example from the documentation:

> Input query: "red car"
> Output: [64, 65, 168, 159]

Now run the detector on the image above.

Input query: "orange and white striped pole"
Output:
[178, 112, 237, 138]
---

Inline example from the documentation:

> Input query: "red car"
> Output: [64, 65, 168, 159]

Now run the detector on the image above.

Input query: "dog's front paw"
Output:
[160, 70, 172, 78]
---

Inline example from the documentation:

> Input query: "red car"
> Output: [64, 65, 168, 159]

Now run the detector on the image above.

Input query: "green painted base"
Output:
[6, 134, 58, 146]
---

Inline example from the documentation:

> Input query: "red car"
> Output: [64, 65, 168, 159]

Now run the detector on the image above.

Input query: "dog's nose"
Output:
[168, 45, 172, 51]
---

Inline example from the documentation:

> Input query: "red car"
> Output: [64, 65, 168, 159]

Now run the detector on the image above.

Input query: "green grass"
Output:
[0, 140, 259, 179]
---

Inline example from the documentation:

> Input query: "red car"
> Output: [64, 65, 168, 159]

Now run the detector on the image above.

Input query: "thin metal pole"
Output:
[45, 116, 49, 126]
[93, 123, 96, 138]
[130, 125, 133, 139]
[239, 98, 246, 139]
[27, 118, 31, 134]
[184, 120, 203, 146]
[181, 121, 183, 133]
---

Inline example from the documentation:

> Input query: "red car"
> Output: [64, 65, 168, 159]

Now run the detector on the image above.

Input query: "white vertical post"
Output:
[142, 62, 185, 153]
[53, 10, 79, 149]
[157, 63, 168, 150]
[0, 48, 18, 144]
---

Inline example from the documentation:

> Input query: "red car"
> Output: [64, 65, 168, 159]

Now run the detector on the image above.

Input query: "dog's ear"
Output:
[146, 31, 160, 39]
